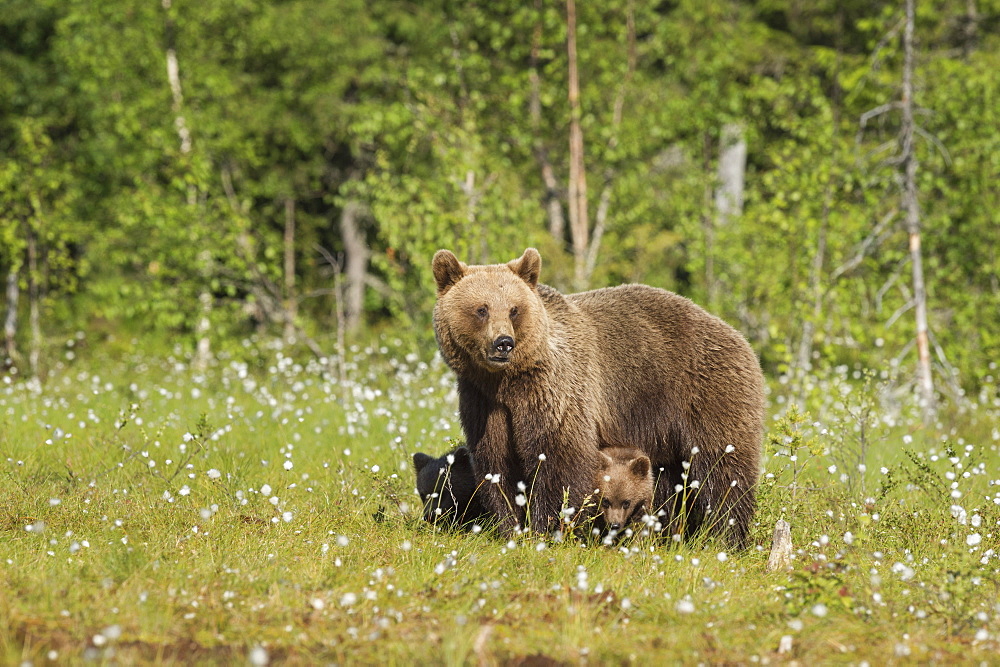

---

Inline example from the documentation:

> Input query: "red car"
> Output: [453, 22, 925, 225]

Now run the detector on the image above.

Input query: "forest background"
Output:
[2, 0, 999, 412]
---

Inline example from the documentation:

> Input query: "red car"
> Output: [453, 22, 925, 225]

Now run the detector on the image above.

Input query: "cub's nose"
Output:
[609, 523, 622, 532]
[491, 335, 515, 357]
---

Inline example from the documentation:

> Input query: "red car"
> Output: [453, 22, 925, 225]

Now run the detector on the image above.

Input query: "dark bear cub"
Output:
[593, 446, 654, 533]
[412, 446, 489, 527]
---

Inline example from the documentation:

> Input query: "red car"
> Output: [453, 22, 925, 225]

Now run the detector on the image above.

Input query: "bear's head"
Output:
[432, 248, 548, 374]
[594, 449, 653, 532]
[413, 446, 481, 524]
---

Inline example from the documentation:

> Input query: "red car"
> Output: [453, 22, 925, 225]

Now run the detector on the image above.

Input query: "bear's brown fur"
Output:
[593, 446, 654, 533]
[432, 247, 765, 547]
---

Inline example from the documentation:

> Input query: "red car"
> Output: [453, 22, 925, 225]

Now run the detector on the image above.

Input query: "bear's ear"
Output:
[600, 450, 614, 467]
[508, 248, 541, 288]
[413, 452, 433, 473]
[432, 250, 467, 295]
[630, 455, 650, 479]
[452, 446, 471, 464]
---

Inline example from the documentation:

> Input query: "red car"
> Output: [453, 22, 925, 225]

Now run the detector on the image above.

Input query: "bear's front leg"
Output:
[517, 433, 602, 535]
[471, 449, 525, 535]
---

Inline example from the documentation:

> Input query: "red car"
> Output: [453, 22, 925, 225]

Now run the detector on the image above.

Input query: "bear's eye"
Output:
[509, 306, 519, 319]
[601, 499, 611, 510]
[622, 500, 630, 510]
[476, 305, 488, 319]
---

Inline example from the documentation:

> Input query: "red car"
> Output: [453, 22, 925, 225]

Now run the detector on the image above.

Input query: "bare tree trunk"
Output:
[3, 267, 19, 365]
[27, 227, 40, 377]
[566, 0, 590, 289]
[339, 199, 369, 333]
[529, 0, 565, 242]
[584, 1, 636, 283]
[283, 198, 297, 342]
[164, 0, 211, 369]
[963, 0, 979, 58]
[708, 124, 746, 309]
[715, 124, 747, 222]
[901, 0, 935, 422]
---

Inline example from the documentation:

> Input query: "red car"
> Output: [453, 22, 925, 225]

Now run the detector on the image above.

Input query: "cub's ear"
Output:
[630, 455, 651, 479]
[508, 248, 541, 288]
[413, 452, 433, 473]
[599, 450, 614, 467]
[452, 446, 471, 464]
[432, 250, 467, 295]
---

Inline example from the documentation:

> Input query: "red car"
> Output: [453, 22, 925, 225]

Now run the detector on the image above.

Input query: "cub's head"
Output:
[432, 248, 547, 374]
[594, 447, 653, 532]
[413, 446, 481, 524]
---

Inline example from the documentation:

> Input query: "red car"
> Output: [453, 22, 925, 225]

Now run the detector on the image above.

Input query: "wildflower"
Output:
[249, 646, 269, 666]
[676, 599, 695, 614]
[207, 469, 221, 479]
[283, 461, 293, 471]
[967, 533, 982, 547]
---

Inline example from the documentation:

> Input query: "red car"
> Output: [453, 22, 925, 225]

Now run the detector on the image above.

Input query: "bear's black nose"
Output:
[609, 523, 622, 532]
[491, 335, 515, 357]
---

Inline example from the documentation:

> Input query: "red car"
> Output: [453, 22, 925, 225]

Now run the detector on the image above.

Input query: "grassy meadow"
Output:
[2, 334, 999, 665]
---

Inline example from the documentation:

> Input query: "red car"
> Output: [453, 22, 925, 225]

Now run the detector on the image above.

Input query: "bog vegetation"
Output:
[2, 0, 1000, 663]
[1, 339, 999, 663]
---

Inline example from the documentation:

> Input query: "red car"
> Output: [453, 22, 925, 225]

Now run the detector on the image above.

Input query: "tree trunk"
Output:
[4, 266, 19, 366]
[901, 0, 935, 422]
[566, 0, 590, 289]
[164, 0, 211, 369]
[283, 198, 297, 342]
[583, 0, 636, 283]
[27, 227, 40, 377]
[339, 199, 368, 333]
[709, 124, 746, 309]
[530, 0, 565, 242]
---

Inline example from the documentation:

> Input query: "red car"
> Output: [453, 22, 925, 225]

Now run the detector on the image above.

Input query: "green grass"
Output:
[1, 336, 998, 664]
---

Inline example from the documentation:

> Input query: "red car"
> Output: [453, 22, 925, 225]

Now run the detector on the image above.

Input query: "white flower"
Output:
[538, 453, 547, 461]
[515, 494, 527, 507]
[283, 460, 293, 470]
[811, 603, 828, 617]
[261, 484, 272, 496]
[675, 599, 695, 614]
[827, 465, 837, 474]
[967, 533, 982, 547]
[206, 469, 221, 479]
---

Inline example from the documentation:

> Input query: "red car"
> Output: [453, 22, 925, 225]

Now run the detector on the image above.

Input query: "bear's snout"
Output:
[490, 335, 515, 361]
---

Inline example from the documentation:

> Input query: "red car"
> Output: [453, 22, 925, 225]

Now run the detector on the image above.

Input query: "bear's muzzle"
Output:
[489, 335, 515, 362]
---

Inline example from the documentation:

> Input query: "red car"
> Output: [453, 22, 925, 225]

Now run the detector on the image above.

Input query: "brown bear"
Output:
[431, 247, 765, 548]
[593, 446, 654, 534]
[413, 446, 490, 528]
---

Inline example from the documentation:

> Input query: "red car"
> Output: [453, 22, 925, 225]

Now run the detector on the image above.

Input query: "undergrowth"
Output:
[1, 336, 998, 664]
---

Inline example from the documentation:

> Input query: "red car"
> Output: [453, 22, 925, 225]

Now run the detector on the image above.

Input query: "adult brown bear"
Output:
[431, 248, 765, 547]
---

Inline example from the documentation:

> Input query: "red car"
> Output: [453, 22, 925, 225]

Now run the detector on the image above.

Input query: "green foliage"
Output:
[1, 0, 999, 395]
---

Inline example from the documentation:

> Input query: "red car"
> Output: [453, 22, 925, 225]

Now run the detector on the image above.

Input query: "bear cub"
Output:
[413, 446, 489, 527]
[593, 446, 654, 533]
